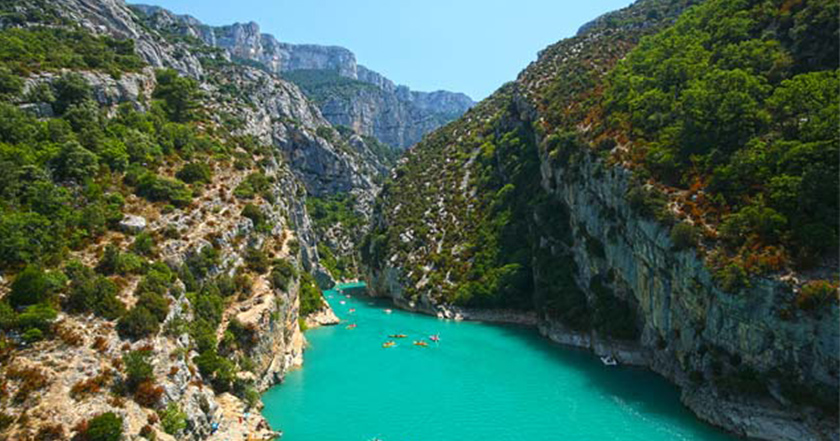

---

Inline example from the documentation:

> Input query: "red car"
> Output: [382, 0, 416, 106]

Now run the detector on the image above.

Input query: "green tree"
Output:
[8, 265, 59, 308]
[66, 265, 125, 320]
[52, 141, 99, 182]
[0, 67, 23, 100]
[53, 72, 92, 114]
[153, 69, 199, 123]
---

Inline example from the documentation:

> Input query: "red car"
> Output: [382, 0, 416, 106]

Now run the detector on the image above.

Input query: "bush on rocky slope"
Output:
[603, 0, 839, 274]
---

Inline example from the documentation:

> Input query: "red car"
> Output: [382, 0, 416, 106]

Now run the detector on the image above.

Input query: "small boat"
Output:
[389, 334, 408, 339]
[349, 308, 356, 313]
[429, 334, 440, 342]
[600, 355, 618, 366]
[384, 309, 393, 314]
[382, 341, 396, 348]
[339, 301, 346, 305]
[345, 295, 351, 298]
[346, 324, 357, 330]
[413, 341, 429, 347]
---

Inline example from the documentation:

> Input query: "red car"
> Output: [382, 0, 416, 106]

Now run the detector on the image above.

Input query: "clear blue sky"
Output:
[134, 0, 633, 100]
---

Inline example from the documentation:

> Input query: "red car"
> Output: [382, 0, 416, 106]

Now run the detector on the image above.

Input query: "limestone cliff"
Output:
[131, 4, 475, 149]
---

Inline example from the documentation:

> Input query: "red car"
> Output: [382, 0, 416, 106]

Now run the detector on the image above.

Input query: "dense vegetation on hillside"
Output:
[0, 22, 313, 429]
[601, 0, 838, 279]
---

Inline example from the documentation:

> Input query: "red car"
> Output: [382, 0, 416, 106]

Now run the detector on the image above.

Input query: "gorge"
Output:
[0, 0, 836, 441]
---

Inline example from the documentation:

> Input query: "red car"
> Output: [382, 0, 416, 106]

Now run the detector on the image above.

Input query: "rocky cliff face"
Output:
[363, 0, 839, 440]
[131, 4, 475, 149]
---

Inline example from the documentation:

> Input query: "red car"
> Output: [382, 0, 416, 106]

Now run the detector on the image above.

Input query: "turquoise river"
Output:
[262, 283, 738, 441]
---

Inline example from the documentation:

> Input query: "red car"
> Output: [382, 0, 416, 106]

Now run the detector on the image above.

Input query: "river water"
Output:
[262, 284, 737, 441]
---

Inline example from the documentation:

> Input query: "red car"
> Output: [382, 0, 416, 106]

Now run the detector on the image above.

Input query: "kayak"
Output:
[429, 334, 440, 342]
[346, 324, 357, 330]
[413, 341, 429, 347]
[389, 334, 408, 339]
[382, 341, 396, 348]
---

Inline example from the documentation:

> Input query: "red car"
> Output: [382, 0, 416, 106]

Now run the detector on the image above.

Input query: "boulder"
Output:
[119, 215, 147, 234]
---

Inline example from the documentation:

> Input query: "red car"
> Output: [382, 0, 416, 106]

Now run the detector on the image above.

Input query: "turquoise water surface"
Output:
[262, 284, 737, 441]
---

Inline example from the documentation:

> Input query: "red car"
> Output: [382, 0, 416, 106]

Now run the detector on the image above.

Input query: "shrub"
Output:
[716, 263, 750, 293]
[84, 412, 123, 441]
[116, 253, 145, 276]
[131, 232, 156, 256]
[193, 349, 235, 391]
[0, 67, 23, 100]
[136, 291, 169, 323]
[192, 287, 224, 325]
[298, 272, 324, 316]
[234, 172, 270, 200]
[0, 301, 17, 330]
[137, 262, 174, 295]
[17, 303, 57, 332]
[626, 184, 669, 221]
[185, 246, 219, 279]
[117, 307, 160, 339]
[66, 267, 125, 320]
[96, 244, 120, 275]
[270, 259, 296, 291]
[795, 281, 838, 311]
[670, 222, 698, 250]
[175, 162, 212, 184]
[35, 423, 64, 441]
[0, 212, 65, 268]
[22, 327, 44, 342]
[159, 402, 187, 435]
[8, 265, 61, 308]
[241, 203, 266, 230]
[133, 380, 163, 407]
[53, 73, 92, 114]
[244, 246, 269, 274]
[135, 173, 192, 207]
[123, 349, 154, 390]
[52, 141, 98, 182]
[233, 180, 255, 199]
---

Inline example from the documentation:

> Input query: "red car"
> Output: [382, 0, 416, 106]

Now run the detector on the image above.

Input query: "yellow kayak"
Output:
[413, 341, 429, 347]
[382, 341, 396, 348]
